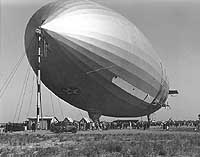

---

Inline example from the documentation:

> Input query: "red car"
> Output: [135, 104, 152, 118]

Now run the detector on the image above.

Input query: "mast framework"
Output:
[35, 27, 43, 130]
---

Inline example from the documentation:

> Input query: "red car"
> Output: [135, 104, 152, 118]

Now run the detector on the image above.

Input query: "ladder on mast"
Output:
[35, 27, 44, 130]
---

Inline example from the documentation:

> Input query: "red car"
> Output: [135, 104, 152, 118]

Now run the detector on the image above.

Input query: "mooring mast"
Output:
[35, 27, 43, 130]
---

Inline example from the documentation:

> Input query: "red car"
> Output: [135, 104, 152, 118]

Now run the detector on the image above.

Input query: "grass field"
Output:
[0, 128, 200, 156]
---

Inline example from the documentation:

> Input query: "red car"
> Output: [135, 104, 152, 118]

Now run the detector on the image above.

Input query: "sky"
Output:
[0, 0, 200, 123]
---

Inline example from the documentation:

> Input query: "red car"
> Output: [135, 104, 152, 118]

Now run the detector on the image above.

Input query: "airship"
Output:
[25, 0, 171, 122]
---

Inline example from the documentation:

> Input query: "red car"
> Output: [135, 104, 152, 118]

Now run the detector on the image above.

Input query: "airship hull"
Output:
[25, 0, 169, 119]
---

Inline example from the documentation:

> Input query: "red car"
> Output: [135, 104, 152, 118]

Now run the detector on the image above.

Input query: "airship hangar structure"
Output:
[25, 0, 170, 122]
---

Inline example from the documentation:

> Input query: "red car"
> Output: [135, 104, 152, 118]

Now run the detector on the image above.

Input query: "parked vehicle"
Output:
[50, 121, 77, 133]
[5, 123, 26, 132]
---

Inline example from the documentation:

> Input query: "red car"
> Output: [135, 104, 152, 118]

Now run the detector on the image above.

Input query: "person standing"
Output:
[32, 122, 36, 132]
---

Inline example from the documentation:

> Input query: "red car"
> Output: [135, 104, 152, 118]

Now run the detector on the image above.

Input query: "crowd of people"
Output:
[1, 116, 200, 133]
[74, 119, 200, 131]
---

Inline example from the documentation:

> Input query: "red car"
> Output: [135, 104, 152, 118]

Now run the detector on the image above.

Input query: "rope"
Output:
[13, 68, 29, 122]
[78, 108, 84, 119]
[50, 92, 55, 116]
[26, 73, 35, 117]
[17, 68, 30, 122]
[0, 53, 25, 99]
[1, 36, 35, 122]
[57, 98, 64, 119]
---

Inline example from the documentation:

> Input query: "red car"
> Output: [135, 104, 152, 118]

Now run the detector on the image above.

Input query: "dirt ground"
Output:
[0, 127, 200, 156]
